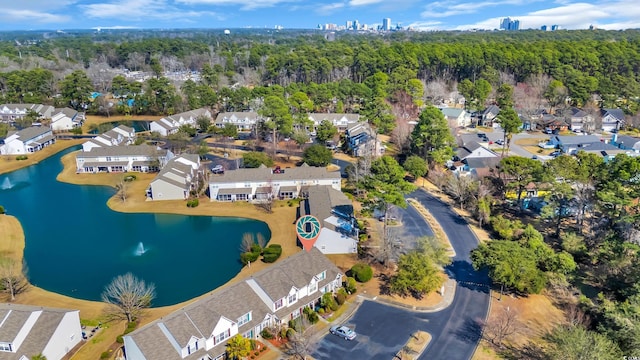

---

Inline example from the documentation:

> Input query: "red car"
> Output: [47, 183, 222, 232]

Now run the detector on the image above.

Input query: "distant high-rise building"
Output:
[353, 20, 360, 30]
[551, 24, 560, 31]
[499, 17, 520, 31]
[541, 25, 548, 31]
[382, 18, 391, 31]
[346, 20, 353, 30]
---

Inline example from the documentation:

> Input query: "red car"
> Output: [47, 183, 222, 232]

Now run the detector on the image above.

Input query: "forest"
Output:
[2, 28, 640, 357]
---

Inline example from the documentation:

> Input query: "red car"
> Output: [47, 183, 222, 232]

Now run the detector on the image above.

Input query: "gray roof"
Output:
[465, 157, 501, 169]
[126, 248, 341, 360]
[440, 108, 466, 118]
[303, 185, 353, 222]
[614, 135, 640, 148]
[574, 142, 619, 152]
[164, 108, 211, 123]
[553, 135, 602, 145]
[483, 105, 500, 116]
[0, 303, 77, 360]
[14, 126, 52, 141]
[456, 141, 484, 159]
[150, 155, 199, 190]
[602, 108, 625, 121]
[54, 107, 78, 118]
[78, 144, 166, 159]
[0, 104, 54, 116]
[210, 166, 340, 184]
[570, 107, 588, 118]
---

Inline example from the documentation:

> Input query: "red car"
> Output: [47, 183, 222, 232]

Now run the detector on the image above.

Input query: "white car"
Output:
[330, 325, 357, 340]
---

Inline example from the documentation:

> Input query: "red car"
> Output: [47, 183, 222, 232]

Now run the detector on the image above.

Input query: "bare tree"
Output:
[482, 306, 521, 348]
[102, 272, 156, 322]
[240, 233, 255, 252]
[446, 175, 478, 211]
[428, 166, 452, 192]
[116, 177, 128, 202]
[0, 258, 28, 301]
[424, 80, 449, 105]
[256, 233, 267, 248]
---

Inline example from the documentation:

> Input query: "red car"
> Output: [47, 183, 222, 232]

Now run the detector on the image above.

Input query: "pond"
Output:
[0, 147, 271, 306]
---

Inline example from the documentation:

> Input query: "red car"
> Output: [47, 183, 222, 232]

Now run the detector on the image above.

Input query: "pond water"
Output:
[0, 147, 270, 306]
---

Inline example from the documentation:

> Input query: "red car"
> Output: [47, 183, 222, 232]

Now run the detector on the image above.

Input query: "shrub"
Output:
[307, 310, 319, 324]
[262, 244, 282, 263]
[260, 347, 266, 352]
[124, 321, 137, 334]
[16, 155, 28, 161]
[336, 292, 346, 305]
[344, 277, 357, 294]
[116, 335, 124, 343]
[318, 307, 325, 314]
[240, 251, 260, 265]
[250, 243, 262, 254]
[286, 328, 296, 339]
[100, 352, 110, 359]
[260, 328, 274, 339]
[0, 206, 5, 214]
[350, 263, 373, 282]
[186, 199, 199, 208]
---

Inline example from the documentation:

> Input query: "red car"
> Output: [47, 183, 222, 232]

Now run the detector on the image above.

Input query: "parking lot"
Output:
[312, 300, 432, 360]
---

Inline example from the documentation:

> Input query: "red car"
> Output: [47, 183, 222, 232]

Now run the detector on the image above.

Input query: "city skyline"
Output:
[1, 0, 639, 32]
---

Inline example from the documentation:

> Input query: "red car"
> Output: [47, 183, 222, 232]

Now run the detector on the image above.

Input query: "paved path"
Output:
[312, 189, 491, 360]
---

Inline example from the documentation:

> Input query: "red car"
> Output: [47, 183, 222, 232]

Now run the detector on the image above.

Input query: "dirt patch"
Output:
[397, 330, 432, 360]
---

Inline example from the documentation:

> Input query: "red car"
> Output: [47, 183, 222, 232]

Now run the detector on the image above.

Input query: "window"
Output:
[308, 282, 317, 294]
[0, 343, 11, 351]
[214, 329, 230, 345]
[275, 298, 284, 310]
[288, 293, 297, 305]
[237, 312, 251, 326]
[236, 194, 249, 201]
[317, 271, 326, 281]
[217, 194, 232, 201]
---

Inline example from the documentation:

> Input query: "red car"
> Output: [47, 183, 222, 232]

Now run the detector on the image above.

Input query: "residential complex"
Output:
[208, 164, 341, 202]
[0, 126, 56, 155]
[123, 248, 343, 360]
[75, 144, 172, 173]
[147, 154, 203, 201]
[150, 108, 212, 136]
[0, 304, 82, 360]
[82, 125, 136, 152]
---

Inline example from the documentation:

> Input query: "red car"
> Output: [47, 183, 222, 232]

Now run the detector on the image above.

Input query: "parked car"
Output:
[531, 155, 538, 160]
[550, 151, 561, 157]
[330, 325, 357, 340]
[495, 139, 504, 145]
[378, 215, 397, 222]
[211, 165, 224, 174]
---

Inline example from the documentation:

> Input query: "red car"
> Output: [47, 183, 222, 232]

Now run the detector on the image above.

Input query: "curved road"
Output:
[412, 189, 491, 359]
[312, 189, 491, 360]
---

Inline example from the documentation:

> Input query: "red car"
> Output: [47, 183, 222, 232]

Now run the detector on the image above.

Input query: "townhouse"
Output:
[214, 112, 261, 132]
[0, 126, 55, 155]
[0, 304, 82, 360]
[307, 113, 360, 132]
[150, 108, 212, 136]
[82, 125, 136, 152]
[123, 248, 343, 360]
[50, 108, 82, 131]
[75, 145, 172, 173]
[147, 154, 203, 200]
[344, 122, 384, 157]
[209, 164, 341, 202]
[0, 104, 55, 123]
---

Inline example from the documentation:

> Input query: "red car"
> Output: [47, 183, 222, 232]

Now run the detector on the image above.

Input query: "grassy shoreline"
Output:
[1, 140, 301, 359]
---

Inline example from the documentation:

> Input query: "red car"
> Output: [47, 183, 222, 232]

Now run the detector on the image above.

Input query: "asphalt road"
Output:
[312, 190, 490, 360]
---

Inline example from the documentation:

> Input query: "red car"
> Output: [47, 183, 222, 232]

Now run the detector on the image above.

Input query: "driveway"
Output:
[312, 190, 491, 360]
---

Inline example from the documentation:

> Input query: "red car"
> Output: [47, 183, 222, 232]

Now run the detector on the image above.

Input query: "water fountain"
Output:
[135, 242, 146, 256]
[1, 178, 12, 190]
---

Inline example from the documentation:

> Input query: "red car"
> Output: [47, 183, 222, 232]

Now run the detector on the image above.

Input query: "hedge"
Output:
[262, 244, 282, 263]
[350, 263, 373, 282]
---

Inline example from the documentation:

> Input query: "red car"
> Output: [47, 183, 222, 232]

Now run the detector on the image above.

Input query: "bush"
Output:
[318, 307, 325, 314]
[260, 328, 274, 339]
[344, 277, 357, 294]
[240, 251, 260, 265]
[336, 292, 346, 305]
[307, 311, 319, 324]
[321, 292, 338, 311]
[0, 206, 5, 214]
[100, 352, 110, 359]
[350, 263, 373, 282]
[124, 321, 137, 334]
[262, 244, 282, 263]
[186, 199, 199, 208]
[16, 155, 28, 161]
[116, 335, 123, 343]
[286, 328, 296, 339]
[251, 243, 262, 254]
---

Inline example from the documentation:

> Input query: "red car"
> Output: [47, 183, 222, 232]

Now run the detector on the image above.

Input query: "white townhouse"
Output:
[209, 164, 341, 202]
[82, 125, 136, 152]
[307, 113, 360, 132]
[123, 248, 343, 360]
[600, 108, 625, 132]
[0, 303, 82, 360]
[75, 144, 172, 173]
[0, 126, 55, 155]
[150, 108, 212, 136]
[0, 104, 55, 123]
[440, 107, 472, 127]
[214, 112, 262, 131]
[147, 154, 202, 200]
[50, 108, 82, 131]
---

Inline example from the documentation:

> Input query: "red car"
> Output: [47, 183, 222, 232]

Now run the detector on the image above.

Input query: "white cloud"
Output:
[349, 0, 384, 6]
[1, 9, 70, 23]
[82, 0, 221, 21]
[452, 0, 640, 30]
[420, 0, 532, 18]
[316, 2, 346, 15]
[3, 0, 77, 11]
[406, 20, 444, 31]
[176, 0, 298, 10]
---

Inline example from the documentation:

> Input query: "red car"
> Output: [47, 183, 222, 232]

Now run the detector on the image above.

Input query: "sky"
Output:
[1, 0, 639, 32]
